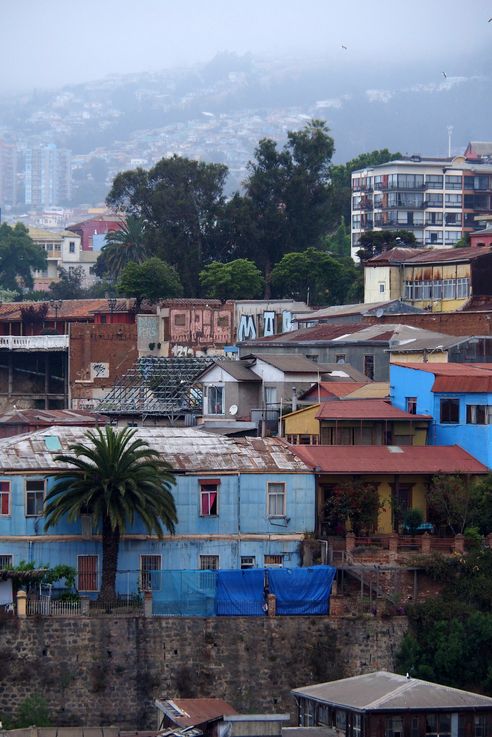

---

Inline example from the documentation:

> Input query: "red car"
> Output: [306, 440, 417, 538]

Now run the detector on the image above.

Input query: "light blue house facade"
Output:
[390, 362, 492, 468]
[0, 427, 315, 596]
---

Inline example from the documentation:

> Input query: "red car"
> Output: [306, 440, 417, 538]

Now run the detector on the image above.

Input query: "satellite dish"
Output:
[375, 308, 384, 318]
[229, 404, 238, 416]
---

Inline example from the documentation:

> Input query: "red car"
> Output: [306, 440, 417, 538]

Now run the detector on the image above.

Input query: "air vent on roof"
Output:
[387, 446, 403, 453]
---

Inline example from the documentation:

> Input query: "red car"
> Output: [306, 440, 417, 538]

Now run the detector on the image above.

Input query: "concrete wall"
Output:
[0, 616, 408, 728]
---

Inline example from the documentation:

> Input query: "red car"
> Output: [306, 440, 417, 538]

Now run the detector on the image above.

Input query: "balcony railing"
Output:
[0, 335, 69, 351]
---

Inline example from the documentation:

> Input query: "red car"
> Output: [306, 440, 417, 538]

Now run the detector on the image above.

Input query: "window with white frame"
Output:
[466, 405, 488, 425]
[0, 554, 12, 569]
[25, 479, 45, 517]
[199, 555, 219, 570]
[267, 482, 286, 518]
[140, 555, 162, 591]
[200, 480, 219, 516]
[77, 555, 98, 592]
[240, 556, 256, 569]
[0, 481, 10, 516]
[208, 385, 224, 415]
[264, 386, 277, 407]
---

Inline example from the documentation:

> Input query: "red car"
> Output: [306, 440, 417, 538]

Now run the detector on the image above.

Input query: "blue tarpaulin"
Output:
[151, 569, 216, 616]
[268, 565, 336, 615]
[216, 569, 266, 616]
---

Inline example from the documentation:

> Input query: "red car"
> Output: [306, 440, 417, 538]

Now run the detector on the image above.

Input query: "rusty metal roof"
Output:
[290, 444, 487, 475]
[292, 671, 492, 712]
[0, 427, 310, 474]
[157, 699, 237, 728]
[315, 399, 430, 421]
[392, 362, 492, 393]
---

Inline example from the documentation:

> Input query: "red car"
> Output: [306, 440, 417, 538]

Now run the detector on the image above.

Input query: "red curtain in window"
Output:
[0, 482, 9, 515]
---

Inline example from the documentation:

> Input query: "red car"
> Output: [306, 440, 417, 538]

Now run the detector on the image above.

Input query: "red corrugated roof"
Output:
[392, 362, 492, 393]
[315, 399, 430, 421]
[290, 445, 488, 474]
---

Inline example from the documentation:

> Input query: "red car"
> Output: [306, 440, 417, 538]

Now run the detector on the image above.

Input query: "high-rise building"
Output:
[0, 140, 17, 208]
[24, 144, 72, 208]
[351, 145, 492, 260]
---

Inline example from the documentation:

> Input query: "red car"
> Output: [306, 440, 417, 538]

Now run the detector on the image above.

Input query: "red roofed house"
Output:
[291, 443, 487, 535]
[156, 698, 237, 737]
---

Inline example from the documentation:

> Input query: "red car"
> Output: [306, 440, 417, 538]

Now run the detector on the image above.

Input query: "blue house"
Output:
[0, 427, 315, 596]
[390, 362, 492, 467]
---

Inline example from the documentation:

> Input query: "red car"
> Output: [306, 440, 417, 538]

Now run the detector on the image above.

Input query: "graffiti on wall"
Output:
[237, 310, 294, 342]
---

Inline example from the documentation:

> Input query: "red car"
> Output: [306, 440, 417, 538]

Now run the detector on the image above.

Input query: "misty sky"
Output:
[2, 0, 492, 92]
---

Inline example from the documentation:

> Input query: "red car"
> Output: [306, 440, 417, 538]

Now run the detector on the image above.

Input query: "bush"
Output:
[404, 508, 424, 535]
[15, 694, 51, 728]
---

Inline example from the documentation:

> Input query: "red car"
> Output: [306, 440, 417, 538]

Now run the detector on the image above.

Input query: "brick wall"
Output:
[0, 616, 407, 728]
[363, 311, 492, 336]
[69, 323, 137, 409]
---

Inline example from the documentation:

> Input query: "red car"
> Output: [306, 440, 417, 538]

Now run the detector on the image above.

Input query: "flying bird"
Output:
[341, 44, 348, 50]
[488, 17, 492, 21]
[442, 71, 447, 78]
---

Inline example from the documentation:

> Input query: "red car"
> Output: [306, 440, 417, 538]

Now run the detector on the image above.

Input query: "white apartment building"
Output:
[29, 228, 97, 291]
[351, 152, 492, 260]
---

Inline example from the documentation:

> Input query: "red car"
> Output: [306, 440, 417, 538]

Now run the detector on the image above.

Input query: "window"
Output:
[265, 386, 278, 407]
[445, 231, 462, 244]
[336, 712, 347, 733]
[426, 714, 451, 737]
[426, 174, 443, 188]
[69, 241, 75, 253]
[475, 716, 488, 737]
[217, 315, 229, 327]
[264, 554, 283, 567]
[353, 714, 362, 737]
[336, 354, 346, 364]
[386, 717, 404, 737]
[440, 398, 460, 424]
[200, 480, 219, 516]
[240, 556, 256, 569]
[208, 385, 224, 415]
[467, 405, 487, 424]
[456, 277, 470, 298]
[200, 555, 219, 570]
[267, 482, 286, 518]
[0, 481, 10, 516]
[379, 283, 385, 294]
[427, 193, 443, 206]
[77, 555, 98, 591]
[25, 479, 45, 516]
[445, 175, 462, 190]
[0, 555, 12, 569]
[445, 193, 462, 207]
[426, 212, 443, 225]
[140, 555, 161, 591]
[406, 397, 417, 414]
[174, 313, 186, 326]
[364, 354, 375, 380]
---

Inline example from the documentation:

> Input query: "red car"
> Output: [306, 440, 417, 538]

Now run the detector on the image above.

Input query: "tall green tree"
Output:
[106, 156, 228, 294]
[235, 120, 335, 295]
[44, 426, 177, 600]
[271, 247, 362, 305]
[98, 216, 149, 280]
[199, 259, 264, 300]
[117, 257, 183, 308]
[0, 223, 46, 291]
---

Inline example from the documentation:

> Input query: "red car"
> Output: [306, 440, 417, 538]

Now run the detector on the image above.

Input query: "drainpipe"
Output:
[292, 386, 298, 412]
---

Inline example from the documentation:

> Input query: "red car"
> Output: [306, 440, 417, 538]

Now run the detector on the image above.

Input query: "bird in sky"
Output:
[442, 71, 447, 78]
[488, 16, 492, 21]
[341, 44, 348, 50]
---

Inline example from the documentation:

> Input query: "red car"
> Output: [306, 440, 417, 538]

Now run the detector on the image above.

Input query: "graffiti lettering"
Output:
[90, 362, 109, 379]
[263, 311, 275, 337]
[238, 314, 257, 341]
[282, 310, 293, 332]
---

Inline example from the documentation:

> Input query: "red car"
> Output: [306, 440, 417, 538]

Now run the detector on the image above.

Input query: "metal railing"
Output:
[0, 335, 69, 350]
[27, 598, 81, 616]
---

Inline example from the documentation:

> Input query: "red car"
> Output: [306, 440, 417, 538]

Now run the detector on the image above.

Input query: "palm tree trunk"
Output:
[101, 517, 120, 601]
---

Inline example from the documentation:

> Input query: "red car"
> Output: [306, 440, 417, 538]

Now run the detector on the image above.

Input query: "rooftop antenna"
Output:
[447, 125, 453, 157]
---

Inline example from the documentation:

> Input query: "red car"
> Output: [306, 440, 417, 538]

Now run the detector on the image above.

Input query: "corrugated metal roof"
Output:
[290, 444, 487, 474]
[197, 360, 260, 382]
[368, 245, 492, 266]
[342, 382, 390, 400]
[392, 362, 492, 393]
[0, 427, 310, 474]
[0, 409, 107, 426]
[315, 399, 430, 421]
[158, 699, 237, 727]
[247, 354, 326, 373]
[292, 671, 492, 711]
[0, 299, 135, 321]
[301, 382, 369, 400]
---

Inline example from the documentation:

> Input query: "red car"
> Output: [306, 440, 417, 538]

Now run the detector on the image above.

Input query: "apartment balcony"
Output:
[0, 335, 69, 351]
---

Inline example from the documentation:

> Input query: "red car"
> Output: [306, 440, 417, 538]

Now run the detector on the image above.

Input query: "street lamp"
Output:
[49, 299, 63, 332]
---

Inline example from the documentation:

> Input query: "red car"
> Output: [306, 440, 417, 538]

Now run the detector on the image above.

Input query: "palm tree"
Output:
[44, 426, 177, 601]
[102, 216, 148, 279]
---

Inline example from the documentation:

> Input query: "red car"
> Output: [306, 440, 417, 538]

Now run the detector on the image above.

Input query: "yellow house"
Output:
[364, 245, 492, 312]
[291, 444, 488, 534]
[283, 398, 429, 447]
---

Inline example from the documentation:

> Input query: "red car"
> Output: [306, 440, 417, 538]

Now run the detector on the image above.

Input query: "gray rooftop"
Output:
[0, 426, 310, 474]
[292, 671, 492, 712]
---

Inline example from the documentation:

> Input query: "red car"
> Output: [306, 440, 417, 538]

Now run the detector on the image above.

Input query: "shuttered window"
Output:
[77, 555, 98, 592]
